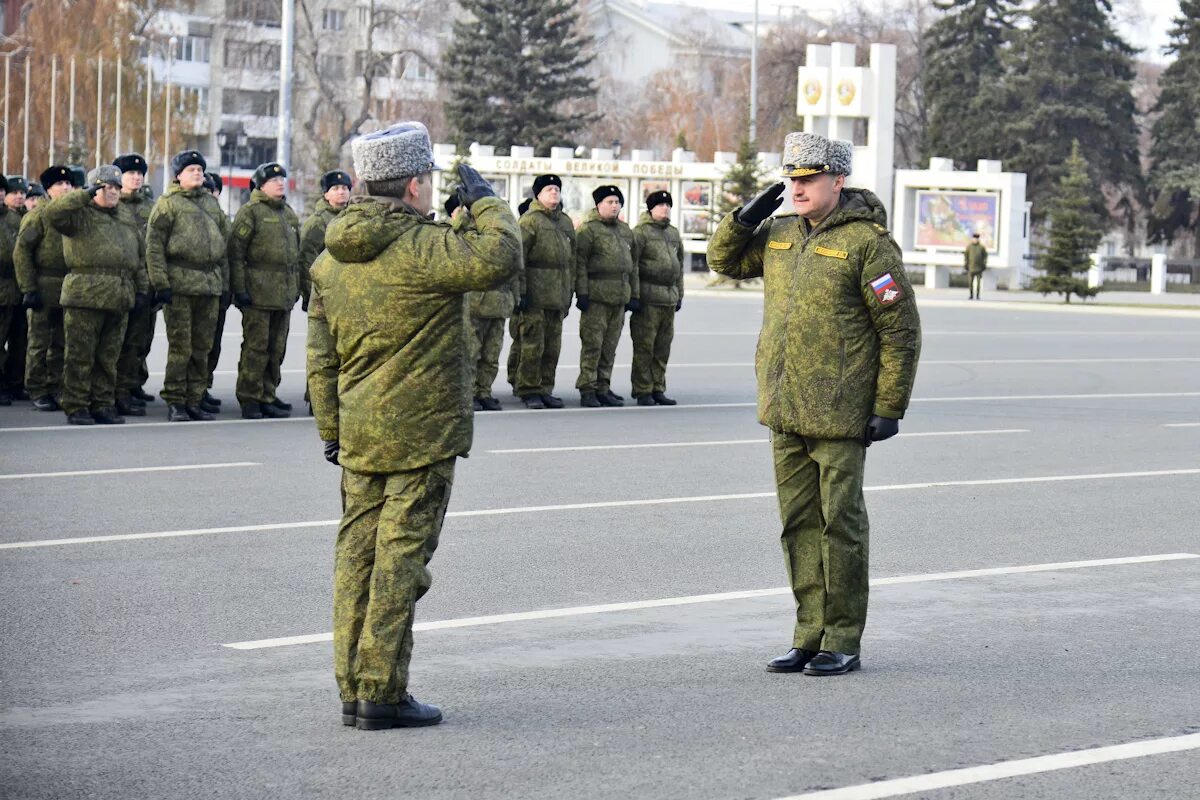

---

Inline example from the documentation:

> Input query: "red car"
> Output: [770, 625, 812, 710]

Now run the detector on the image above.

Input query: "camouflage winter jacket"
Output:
[708, 188, 921, 439]
[229, 190, 301, 311]
[14, 205, 69, 307]
[575, 210, 640, 306]
[465, 207, 521, 319]
[307, 195, 521, 473]
[146, 183, 231, 297]
[518, 199, 575, 311]
[0, 206, 21, 305]
[45, 189, 148, 313]
[299, 198, 342, 306]
[633, 212, 684, 307]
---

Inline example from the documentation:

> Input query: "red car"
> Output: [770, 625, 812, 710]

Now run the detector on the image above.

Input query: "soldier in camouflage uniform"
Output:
[228, 162, 301, 420]
[14, 167, 79, 411]
[575, 185, 640, 407]
[510, 175, 573, 409]
[5, 176, 28, 216]
[112, 154, 155, 416]
[47, 166, 148, 425]
[709, 132, 921, 676]
[146, 150, 231, 422]
[0, 183, 21, 405]
[630, 190, 684, 406]
[1, 177, 31, 401]
[200, 171, 228, 413]
[964, 232, 988, 300]
[300, 170, 352, 312]
[504, 196, 533, 394]
[24, 182, 45, 212]
[307, 124, 520, 730]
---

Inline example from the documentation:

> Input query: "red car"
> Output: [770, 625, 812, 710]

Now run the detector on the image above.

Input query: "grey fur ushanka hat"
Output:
[352, 122, 440, 182]
[782, 132, 852, 178]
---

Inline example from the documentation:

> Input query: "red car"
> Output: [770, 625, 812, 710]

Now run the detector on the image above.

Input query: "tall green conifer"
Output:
[1032, 142, 1103, 302]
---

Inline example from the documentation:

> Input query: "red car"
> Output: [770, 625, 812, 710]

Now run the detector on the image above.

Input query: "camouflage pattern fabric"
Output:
[236, 307, 289, 404]
[964, 241, 988, 275]
[514, 309, 563, 397]
[633, 211, 684, 307]
[146, 184, 230, 297]
[0, 206, 21, 306]
[772, 432, 869, 654]
[45, 189, 148, 313]
[299, 198, 341, 306]
[518, 199, 574, 311]
[61, 307, 127, 413]
[14, 204, 69, 306]
[306, 194, 521, 473]
[505, 315, 521, 391]
[228, 189, 301, 310]
[574, 210, 640, 306]
[629, 304, 675, 396]
[470, 316, 505, 398]
[25, 306, 65, 397]
[575, 300, 625, 393]
[334, 458, 455, 704]
[161, 295, 219, 405]
[707, 188, 922, 439]
[117, 190, 156, 398]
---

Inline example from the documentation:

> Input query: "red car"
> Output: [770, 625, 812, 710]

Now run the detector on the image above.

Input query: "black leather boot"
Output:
[355, 696, 442, 730]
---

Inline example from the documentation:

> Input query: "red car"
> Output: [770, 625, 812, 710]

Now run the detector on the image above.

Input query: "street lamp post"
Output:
[162, 35, 177, 194]
[750, 0, 759, 143]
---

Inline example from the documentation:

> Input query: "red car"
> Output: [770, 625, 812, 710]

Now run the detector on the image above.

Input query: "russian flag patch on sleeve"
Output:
[870, 272, 902, 305]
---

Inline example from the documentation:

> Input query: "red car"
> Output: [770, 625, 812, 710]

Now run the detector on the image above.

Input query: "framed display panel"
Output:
[681, 180, 712, 209]
[563, 177, 634, 226]
[640, 179, 670, 201]
[682, 209, 713, 238]
[915, 190, 1000, 252]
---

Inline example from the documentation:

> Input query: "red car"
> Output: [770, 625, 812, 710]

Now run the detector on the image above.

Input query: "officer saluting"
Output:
[709, 132, 921, 676]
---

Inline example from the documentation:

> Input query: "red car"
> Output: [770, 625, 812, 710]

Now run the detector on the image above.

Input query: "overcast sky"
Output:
[658, 0, 1180, 64]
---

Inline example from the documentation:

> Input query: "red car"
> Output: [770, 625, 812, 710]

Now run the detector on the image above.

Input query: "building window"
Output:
[319, 54, 346, 80]
[322, 9, 345, 31]
[179, 86, 209, 115]
[354, 51, 391, 79]
[221, 89, 278, 116]
[226, 0, 281, 27]
[402, 54, 433, 81]
[178, 35, 211, 63]
[225, 40, 281, 70]
[851, 118, 869, 147]
[356, 5, 371, 27]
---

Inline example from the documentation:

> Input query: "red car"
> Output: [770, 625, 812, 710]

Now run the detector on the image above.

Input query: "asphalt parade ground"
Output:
[1, 292, 1198, 799]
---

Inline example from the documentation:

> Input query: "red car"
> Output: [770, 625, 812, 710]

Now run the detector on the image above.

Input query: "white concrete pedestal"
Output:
[1150, 254, 1167, 294]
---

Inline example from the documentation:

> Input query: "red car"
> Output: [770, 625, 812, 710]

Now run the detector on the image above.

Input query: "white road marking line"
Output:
[220, 553, 1199, 650]
[913, 391, 1200, 402]
[0, 462, 260, 480]
[1163, 422, 1200, 428]
[487, 429, 1028, 454]
[5, 469, 1197, 551]
[772, 732, 1200, 800]
[0, 417, 314, 433]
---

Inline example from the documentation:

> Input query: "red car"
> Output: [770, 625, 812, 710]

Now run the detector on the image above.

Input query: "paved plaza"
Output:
[1, 292, 1198, 799]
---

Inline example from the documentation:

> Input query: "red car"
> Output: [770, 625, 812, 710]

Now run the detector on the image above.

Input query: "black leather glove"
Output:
[735, 182, 785, 227]
[323, 440, 340, 465]
[626, 298, 642, 313]
[301, 295, 309, 313]
[234, 292, 253, 309]
[21, 291, 43, 311]
[576, 294, 590, 312]
[516, 295, 529, 313]
[153, 288, 173, 306]
[864, 415, 900, 447]
[133, 292, 149, 312]
[675, 299, 682, 312]
[85, 182, 106, 197]
[456, 164, 496, 208]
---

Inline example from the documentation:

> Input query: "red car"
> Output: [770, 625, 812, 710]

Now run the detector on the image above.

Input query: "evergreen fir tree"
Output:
[921, 0, 1016, 167]
[994, 0, 1141, 224]
[442, 0, 597, 154]
[1146, 0, 1200, 247]
[1031, 142, 1103, 303]
[717, 129, 769, 220]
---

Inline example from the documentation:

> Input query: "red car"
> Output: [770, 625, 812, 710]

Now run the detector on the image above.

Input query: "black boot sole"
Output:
[766, 663, 811, 673]
[355, 712, 443, 730]
[803, 659, 862, 676]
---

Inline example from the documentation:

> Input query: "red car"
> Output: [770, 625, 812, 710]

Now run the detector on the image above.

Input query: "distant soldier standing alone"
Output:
[964, 232, 987, 300]
[709, 132, 921, 676]
[630, 190, 684, 406]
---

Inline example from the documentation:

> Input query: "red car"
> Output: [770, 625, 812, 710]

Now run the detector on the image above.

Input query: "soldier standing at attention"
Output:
[307, 123, 520, 730]
[575, 185, 639, 407]
[709, 132, 921, 676]
[964, 232, 988, 300]
[630, 190, 684, 406]
[146, 150, 230, 423]
[300, 170, 352, 313]
[503, 196, 533, 395]
[511, 175, 574, 409]
[46, 166, 148, 425]
[228, 162, 301, 420]
[0, 182, 21, 405]
[24, 182, 45, 211]
[15, 167, 78, 411]
[200, 171, 227, 412]
[5, 176, 28, 216]
[113, 154, 156, 416]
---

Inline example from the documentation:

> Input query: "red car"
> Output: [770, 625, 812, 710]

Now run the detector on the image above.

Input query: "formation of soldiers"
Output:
[0, 151, 688, 424]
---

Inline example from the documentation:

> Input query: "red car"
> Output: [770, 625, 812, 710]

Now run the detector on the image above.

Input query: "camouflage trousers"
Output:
[236, 307, 290, 405]
[206, 297, 230, 389]
[116, 304, 157, 399]
[61, 307, 128, 413]
[771, 432, 869, 655]
[334, 458, 456, 704]
[24, 306, 65, 398]
[629, 303, 675, 397]
[968, 272, 983, 298]
[1, 303, 27, 391]
[162, 294, 219, 406]
[575, 301, 625, 393]
[513, 308, 563, 397]
[471, 315, 506, 399]
[505, 316, 520, 391]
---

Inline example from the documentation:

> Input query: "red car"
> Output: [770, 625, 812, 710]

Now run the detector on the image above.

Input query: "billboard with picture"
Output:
[915, 190, 1000, 251]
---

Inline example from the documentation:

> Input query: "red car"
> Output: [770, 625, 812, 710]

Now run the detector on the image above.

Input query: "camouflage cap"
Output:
[352, 121, 440, 182]
[87, 165, 123, 187]
[781, 132, 852, 178]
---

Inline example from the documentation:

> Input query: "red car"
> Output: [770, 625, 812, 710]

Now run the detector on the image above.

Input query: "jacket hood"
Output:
[824, 188, 888, 230]
[584, 209, 621, 226]
[530, 198, 563, 218]
[166, 183, 207, 200]
[251, 189, 286, 209]
[324, 197, 409, 263]
[637, 211, 671, 228]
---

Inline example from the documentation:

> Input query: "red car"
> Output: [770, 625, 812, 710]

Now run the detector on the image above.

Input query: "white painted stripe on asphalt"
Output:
[1163, 422, 1200, 428]
[0, 416, 314, 433]
[5, 468, 1197, 551]
[0, 462, 260, 480]
[912, 391, 1200, 403]
[220, 553, 1199, 650]
[772, 732, 1200, 800]
[487, 429, 1028, 454]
